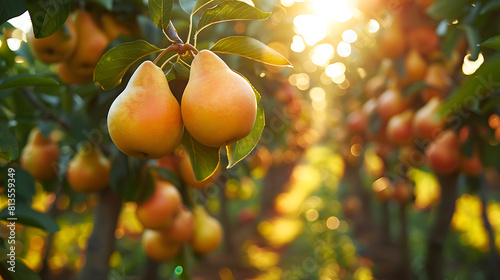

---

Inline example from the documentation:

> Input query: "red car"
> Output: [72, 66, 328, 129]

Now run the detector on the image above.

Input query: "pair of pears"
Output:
[28, 11, 113, 84]
[107, 50, 257, 159]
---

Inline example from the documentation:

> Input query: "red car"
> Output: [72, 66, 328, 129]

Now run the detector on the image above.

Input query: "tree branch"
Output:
[425, 172, 459, 280]
[77, 188, 122, 280]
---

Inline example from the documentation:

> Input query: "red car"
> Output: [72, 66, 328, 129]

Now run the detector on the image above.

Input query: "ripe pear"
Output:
[136, 179, 182, 230]
[425, 130, 460, 175]
[190, 206, 223, 254]
[66, 143, 111, 193]
[142, 229, 181, 262]
[60, 11, 109, 84]
[107, 61, 183, 159]
[20, 128, 60, 181]
[181, 50, 257, 147]
[28, 19, 77, 64]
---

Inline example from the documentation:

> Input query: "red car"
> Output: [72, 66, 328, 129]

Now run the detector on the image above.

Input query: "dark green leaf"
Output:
[166, 62, 190, 81]
[0, 1, 27, 28]
[427, 0, 471, 21]
[211, 36, 292, 66]
[197, 1, 270, 34]
[403, 81, 428, 97]
[0, 74, 59, 91]
[480, 35, 500, 50]
[26, 0, 71, 38]
[0, 258, 41, 280]
[464, 25, 480, 61]
[152, 166, 182, 188]
[0, 124, 18, 161]
[87, 0, 113, 10]
[193, 0, 216, 14]
[0, 205, 59, 232]
[441, 25, 463, 59]
[11, 168, 36, 205]
[181, 130, 220, 181]
[94, 40, 162, 90]
[440, 54, 500, 116]
[481, 0, 500, 14]
[226, 104, 264, 168]
[179, 0, 197, 14]
[148, 0, 173, 29]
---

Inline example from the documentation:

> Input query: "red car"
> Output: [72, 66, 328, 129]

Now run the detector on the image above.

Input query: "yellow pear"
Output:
[20, 128, 60, 181]
[190, 206, 223, 254]
[141, 229, 181, 262]
[28, 19, 77, 64]
[181, 50, 257, 147]
[107, 61, 183, 159]
[59, 11, 109, 84]
[66, 143, 111, 193]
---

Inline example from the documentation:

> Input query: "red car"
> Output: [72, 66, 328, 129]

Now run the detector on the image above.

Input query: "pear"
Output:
[59, 11, 109, 84]
[20, 128, 60, 181]
[107, 60, 183, 159]
[28, 19, 77, 64]
[190, 206, 223, 254]
[181, 50, 257, 147]
[142, 229, 181, 262]
[66, 143, 111, 193]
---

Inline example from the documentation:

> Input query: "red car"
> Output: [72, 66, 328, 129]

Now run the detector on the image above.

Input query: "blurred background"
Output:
[1, 0, 500, 279]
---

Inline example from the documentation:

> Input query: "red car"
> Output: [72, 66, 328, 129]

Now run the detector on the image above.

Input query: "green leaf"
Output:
[464, 25, 480, 61]
[427, 0, 471, 21]
[179, 0, 197, 14]
[0, 1, 27, 27]
[148, 0, 173, 29]
[166, 62, 190, 81]
[152, 166, 182, 188]
[11, 168, 36, 205]
[480, 35, 500, 50]
[94, 40, 162, 91]
[210, 36, 292, 66]
[440, 54, 500, 116]
[0, 205, 59, 232]
[0, 258, 41, 280]
[193, 0, 216, 14]
[403, 81, 428, 97]
[197, 1, 270, 34]
[226, 104, 264, 168]
[181, 130, 220, 181]
[26, 0, 71, 38]
[87, 0, 113, 10]
[0, 74, 59, 91]
[481, 0, 500, 14]
[0, 124, 18, 161]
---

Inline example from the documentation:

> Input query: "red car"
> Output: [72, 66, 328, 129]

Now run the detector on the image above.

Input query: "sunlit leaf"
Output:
[179, 0, 196, 14]
[94, 40, 162, 90]
[26, 0, 71, 38]
[181, 130, 220, 181]
[197, 1, 269, 34]
[193, 0, 216, 14]
[0, 124, 18, 161]
[440, 54, 500, 116]
[211, 36, 292, 66]
[148, 0, 173, 29]
[0, 205, 59, 232]
[0, 74, 59, 91]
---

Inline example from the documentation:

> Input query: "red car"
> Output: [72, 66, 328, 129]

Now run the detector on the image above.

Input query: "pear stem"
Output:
[153, 45, 180, 65]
